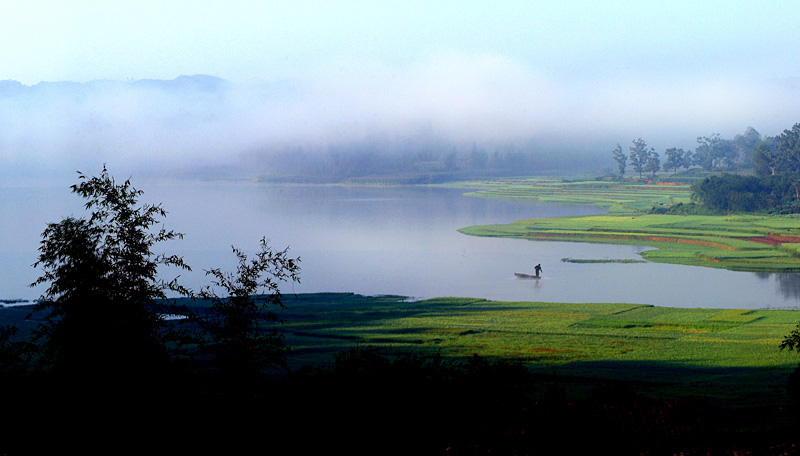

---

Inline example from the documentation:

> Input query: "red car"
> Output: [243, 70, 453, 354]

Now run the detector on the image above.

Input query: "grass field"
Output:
[451, 178, 800, 272]
[272, 293, 800, 409]
[5, 284, 799, 413]
[444, 177, 694, 214]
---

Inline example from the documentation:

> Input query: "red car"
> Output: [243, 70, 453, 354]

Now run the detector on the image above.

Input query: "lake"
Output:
[2, 179, 800, 309]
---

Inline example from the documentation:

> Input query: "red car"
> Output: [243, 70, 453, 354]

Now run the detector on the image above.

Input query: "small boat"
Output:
[514, 273, 540, 279]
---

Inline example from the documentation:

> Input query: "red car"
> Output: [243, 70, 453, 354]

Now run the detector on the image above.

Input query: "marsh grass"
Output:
[271, 293, 800, 408]
[561, 258, 647, 264]
[448, 178, 693, 214]
[452, 179, 800, 272]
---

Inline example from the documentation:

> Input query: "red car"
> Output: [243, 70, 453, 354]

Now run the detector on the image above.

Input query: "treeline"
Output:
[612, 123, 800, 213]
[690, 174, 800, 213]
[612, 126, 766, 179]
[257, 138, 608, 182]
[689, 123, 800, 213]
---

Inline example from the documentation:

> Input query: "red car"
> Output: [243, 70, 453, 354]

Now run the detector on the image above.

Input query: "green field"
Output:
[270, 293, 800, 409]
[451, 178, 800, 272]
[444, 177, 694, 214]
[7, 290, 796, 407]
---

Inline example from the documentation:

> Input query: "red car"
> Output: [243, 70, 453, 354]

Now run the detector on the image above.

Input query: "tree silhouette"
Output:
[195, 238, 300, 387]
[30, 166, 191, 383]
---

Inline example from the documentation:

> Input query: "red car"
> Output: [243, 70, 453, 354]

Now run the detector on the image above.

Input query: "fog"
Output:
[2, 64, 799, 181]
[3, 2, 800, 181]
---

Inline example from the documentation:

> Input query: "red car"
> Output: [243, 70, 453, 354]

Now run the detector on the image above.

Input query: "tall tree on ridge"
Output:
[628, 138, 652, 179]
[611, 143, 627, 177]
[662, 147, 685, 174]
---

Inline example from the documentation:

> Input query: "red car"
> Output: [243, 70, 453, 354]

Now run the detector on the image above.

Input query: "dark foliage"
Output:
[753, 141, 780, 176]
[649, 201, 717, 215]
[281, 348, 538, 454]
[778, 123, 800, 174]
[0, 325, 35, 379]
[690, 173, 800, 213]
[190, 348, 797, 455]
[780, 328, 800, 410]
[691, 174, 769, 212]
[28, 166, 193, 386]
[781, 322, 800, 358]
[194, 238, 300, 386]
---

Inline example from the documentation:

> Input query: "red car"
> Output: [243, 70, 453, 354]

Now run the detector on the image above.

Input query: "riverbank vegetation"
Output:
[461, 210, 800, 272]
[256, 136, 609, 184]
[449, 178, 695, 214]
[454, 176, 800, 272]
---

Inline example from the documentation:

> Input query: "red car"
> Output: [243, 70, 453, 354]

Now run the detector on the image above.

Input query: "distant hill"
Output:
[0, 75, 232, 99]
[130, 74, 231, 92]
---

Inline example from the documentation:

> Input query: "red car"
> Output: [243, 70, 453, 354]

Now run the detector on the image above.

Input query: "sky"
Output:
[2, 0, 800, 175]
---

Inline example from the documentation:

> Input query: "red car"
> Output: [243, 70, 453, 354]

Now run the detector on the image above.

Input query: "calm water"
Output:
[3, 179, 800, 309]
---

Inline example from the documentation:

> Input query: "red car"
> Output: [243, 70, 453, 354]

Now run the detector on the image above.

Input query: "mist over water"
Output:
[2, 70, 800, 182]
[4, 181, 799, 309]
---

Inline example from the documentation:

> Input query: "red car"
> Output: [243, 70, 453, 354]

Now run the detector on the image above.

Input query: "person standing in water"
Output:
[534, 264, 543, 277]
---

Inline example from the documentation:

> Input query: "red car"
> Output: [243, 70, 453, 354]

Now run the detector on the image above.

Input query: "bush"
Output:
[690, 173, 800, 213]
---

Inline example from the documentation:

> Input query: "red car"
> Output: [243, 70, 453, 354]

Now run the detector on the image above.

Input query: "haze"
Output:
[2, 1, 800, 179]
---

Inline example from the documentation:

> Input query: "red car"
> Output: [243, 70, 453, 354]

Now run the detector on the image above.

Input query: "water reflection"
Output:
[755, 272, 800, 303]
